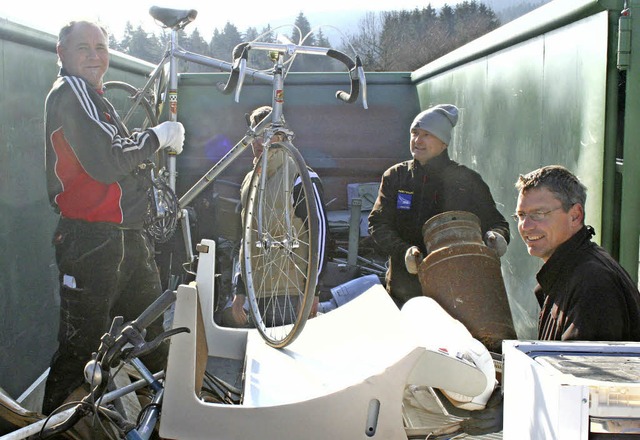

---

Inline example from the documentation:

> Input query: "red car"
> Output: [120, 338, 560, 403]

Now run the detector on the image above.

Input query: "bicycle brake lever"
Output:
[218, 43, 249, 96]
[234, 57, 247, 103]
[125, 326, 191, 360]
[357, 61, 368, 110]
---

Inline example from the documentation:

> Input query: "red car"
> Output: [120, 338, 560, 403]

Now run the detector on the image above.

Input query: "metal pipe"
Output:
[348, 198, 362, 266]
[619, 0, 640, 282]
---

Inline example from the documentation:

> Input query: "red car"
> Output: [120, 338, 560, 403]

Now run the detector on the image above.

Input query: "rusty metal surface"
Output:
[422, 211, 484, 253]
[419, 211, 517, 353]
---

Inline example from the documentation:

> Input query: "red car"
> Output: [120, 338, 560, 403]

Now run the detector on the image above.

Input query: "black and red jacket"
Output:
[45, 70, 162, 228]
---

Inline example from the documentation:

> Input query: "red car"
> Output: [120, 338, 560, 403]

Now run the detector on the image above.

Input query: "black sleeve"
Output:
[368, 167, 414, 261]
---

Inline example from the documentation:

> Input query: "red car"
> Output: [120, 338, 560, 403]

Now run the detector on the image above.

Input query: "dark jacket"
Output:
[368, 150, 509, 306]
[45, 71, 162, 228]
[536, 225, 640, 341]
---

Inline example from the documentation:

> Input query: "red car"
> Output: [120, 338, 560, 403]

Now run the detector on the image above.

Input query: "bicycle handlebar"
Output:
[100, 288, 177, 368]
[132, 288, 177, 331]
[221, 41, 366, 107]
[326, 50, 362, 104]
[148, 6, 368, 108]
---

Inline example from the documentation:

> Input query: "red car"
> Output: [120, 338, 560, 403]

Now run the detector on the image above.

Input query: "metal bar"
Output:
[348, 198, 362, 266]
[178, 115, 271, 207]
[600, 8, 624, 253]
[619, 0, 640, 282]
[174, 47, 273, 83]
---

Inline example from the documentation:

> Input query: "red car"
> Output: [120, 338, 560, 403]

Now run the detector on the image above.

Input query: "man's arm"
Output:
[561, 263, 634, 341]
[463, 169, 510, 244]
[293, 169, 329, 278]
[57, 77, 160, 183]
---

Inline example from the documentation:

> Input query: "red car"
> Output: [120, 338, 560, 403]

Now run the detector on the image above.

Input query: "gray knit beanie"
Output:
[410, 104, 459, 145]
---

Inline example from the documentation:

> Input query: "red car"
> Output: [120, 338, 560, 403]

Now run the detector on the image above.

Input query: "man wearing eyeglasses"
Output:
[515, 165, 640, 341]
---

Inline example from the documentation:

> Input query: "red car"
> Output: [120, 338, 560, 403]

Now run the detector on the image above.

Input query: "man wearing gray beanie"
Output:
[368, 104, 510, 307]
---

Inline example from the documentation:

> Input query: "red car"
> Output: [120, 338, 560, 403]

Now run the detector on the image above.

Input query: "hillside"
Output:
[290, 0, 554, 45]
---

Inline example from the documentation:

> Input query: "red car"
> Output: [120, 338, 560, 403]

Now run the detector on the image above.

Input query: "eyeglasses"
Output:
[511, 207, 563, 222]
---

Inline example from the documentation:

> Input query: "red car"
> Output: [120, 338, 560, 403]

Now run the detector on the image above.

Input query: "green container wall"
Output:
[411, 0, 628, 338]
[0, 19, 153, 398]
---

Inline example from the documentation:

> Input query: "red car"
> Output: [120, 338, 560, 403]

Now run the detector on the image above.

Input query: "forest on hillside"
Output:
[109, 0, 548, 72]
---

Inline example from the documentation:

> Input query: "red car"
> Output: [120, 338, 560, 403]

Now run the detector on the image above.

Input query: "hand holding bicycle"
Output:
[151, 121, 185, 155]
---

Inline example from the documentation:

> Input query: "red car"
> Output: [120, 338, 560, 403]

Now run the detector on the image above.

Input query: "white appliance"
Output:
[503, 340, 640, 439]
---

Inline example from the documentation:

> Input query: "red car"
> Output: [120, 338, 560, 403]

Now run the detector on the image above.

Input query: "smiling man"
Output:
[42, 20, 185, 414]
[369, 104, 510, 307]
[515, 165, 640, 341]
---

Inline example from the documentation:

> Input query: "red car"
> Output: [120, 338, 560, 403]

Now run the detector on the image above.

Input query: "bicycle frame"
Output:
[162, 40, 364, 204]
[135, 7, 366, 265]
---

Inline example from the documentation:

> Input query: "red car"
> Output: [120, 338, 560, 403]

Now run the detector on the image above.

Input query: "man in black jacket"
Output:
[515, 165, 640, 341]
[368, 104, 509, 307]
[460, 165, 640, 437]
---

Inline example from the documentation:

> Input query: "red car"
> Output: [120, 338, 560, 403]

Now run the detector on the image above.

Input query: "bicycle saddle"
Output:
[149, 6, 197, 29]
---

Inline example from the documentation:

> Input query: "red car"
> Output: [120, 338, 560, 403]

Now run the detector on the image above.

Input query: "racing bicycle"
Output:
[103, 6, 368, 347]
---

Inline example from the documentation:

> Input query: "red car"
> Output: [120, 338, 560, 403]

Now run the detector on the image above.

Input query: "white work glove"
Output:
[151, 121, 185, 155]
[484, 231, 507, 257]
[404, 246, 423, 275]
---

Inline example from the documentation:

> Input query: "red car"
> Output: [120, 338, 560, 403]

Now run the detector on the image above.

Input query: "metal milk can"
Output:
[417, 210, 517, 353]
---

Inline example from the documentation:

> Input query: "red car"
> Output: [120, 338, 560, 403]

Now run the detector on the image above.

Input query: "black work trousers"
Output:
[42, 218, 168, 415]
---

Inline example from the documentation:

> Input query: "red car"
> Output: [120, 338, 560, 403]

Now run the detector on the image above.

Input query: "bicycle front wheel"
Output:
[103, 81, 159, 130]
[242, 141, 319, 348]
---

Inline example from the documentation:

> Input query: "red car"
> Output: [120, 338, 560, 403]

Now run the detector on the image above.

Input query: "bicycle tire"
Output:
[103, 81, 159, 130]
[242, 141, 319, 348]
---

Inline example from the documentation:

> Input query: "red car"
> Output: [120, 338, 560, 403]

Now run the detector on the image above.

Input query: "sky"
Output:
[1, 0, 461, 41]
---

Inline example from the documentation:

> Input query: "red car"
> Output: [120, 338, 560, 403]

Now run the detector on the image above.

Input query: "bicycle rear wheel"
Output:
[103, 81, 159, 131]
[242, 141, 319, 348]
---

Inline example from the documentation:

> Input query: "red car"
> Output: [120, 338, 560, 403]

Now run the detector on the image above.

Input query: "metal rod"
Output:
[348, 198, 362, 266]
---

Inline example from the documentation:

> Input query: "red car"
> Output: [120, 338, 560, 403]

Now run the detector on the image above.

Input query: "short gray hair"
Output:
[515, 165, 587, 211]
[57, 20, 108, 46]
